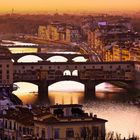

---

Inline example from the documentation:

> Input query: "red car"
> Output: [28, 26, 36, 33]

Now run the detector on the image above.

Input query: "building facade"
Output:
[38, 22, 82, 44]
[0, 47, 13, 92]
[0, 104, 107, 140]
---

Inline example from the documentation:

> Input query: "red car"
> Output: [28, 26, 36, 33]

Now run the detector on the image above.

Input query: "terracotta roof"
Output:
[3, 107, 34, 126]
[43, 116, 59, 123]
[36, 116, 107, 125]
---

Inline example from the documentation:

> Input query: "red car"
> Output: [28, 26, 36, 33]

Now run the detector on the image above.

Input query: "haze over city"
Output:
[0, 0, 140, 14]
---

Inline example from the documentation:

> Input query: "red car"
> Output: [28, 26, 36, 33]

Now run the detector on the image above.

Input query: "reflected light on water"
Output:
[1, 40, 37, 46]
[49, 91, 84, 104]
[84, 102, 140, 138]
[49, 81, 84, 92]
[96, 82, 125, 92]
[48, 81, 84, 104]
[12, 82, 140, 137]
[13, 82, 38, 104]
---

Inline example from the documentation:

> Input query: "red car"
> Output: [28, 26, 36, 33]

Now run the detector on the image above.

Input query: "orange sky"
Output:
[0, 0, 140, 14]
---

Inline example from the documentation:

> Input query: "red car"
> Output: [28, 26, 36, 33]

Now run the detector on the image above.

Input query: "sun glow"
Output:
[0, 0, 139, 14]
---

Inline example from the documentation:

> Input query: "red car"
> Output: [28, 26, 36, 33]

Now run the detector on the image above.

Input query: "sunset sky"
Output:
[0, 0, 140, 14]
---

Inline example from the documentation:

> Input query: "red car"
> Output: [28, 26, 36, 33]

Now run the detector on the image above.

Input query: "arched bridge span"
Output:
[11, 53, 92, 62]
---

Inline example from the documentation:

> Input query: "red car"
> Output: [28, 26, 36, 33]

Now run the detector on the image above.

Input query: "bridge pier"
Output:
[38, 80, 49, 103]
[84, 80, 96, 100]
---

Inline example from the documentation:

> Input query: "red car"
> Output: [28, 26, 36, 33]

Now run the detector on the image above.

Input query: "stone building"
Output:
[0, 104, 107, 140]
[0, 46, 13, 92]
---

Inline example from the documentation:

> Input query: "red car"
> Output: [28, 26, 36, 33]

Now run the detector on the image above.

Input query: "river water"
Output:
[13, 82, 140, 138]
[2, 40, 140, 138]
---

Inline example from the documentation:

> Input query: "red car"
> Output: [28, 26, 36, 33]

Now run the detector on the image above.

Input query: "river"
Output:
[2, 40, 140, 138]
[13, 82, 140, 138]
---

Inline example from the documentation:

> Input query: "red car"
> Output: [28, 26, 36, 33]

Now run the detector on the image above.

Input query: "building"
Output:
[130, 41, 140, 61]
[87, 17, 139, 61]
[38, 22, 82, 44]
[0, 104, 107, 140]
[0, 46, 13, 93]
[105, 40, 140, 62]
[0, 106, 34, 140]
[34, 104, 107, 140]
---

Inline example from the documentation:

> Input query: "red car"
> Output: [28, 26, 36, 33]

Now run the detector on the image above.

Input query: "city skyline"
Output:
[0, 0, 140, 14]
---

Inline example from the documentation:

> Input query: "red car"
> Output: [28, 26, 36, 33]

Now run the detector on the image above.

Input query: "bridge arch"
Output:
[13, 82, 38, 95]
[13, 82, 38, 104]
[63, 70, 71, 76]
[72, 70, 78, 76]
[17, 55, 43, 63]
[48, 81, 84, 92]
[72, 56, 88, 62]
[95, 81, 131, 92]
[11, 59, 15, 62]
[47, 56, 68, 62]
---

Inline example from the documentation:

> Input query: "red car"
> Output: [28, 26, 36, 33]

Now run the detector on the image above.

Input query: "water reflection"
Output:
[12, 82, 140, 138]
[84, 101, 140, 138]
[49, 91, 84, 104]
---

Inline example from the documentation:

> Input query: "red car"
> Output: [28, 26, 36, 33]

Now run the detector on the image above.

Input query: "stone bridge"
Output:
[13, 61, 139, 100]
[11, 53, 92, 62]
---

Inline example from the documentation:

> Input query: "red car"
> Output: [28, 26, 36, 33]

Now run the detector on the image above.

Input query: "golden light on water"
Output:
[12, 82, 140, 137]
[9, 48, 38, 54]
[49, 81, 84, 92]
[49, 91, 84, 104]
[84, 102, 140, 137]
[13, 82, 38, 104]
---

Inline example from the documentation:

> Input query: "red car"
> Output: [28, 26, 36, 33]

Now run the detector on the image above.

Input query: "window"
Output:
[7, 75, 9, 79]
[92, 126, 99, 138]
[14, 122, 16, 130]
[36, 127, 39, 137]
[23, 127, 26, 134]
[127, 65, 130, 68]
[5, 120, 7, 128]
[7, 70, 9, 74]
[7, 64, 9, 68]
[41, 128, 45, 139]
[66, 128, 74, 138]
[9, 121, 12, 129]
[80, 127, 87, 138]
[54, 128, 60, 139]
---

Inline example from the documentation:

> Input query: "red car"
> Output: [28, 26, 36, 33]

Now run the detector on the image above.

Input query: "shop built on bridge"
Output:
[13, 61, 140, 100]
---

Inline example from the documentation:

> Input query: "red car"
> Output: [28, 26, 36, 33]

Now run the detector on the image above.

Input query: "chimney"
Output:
[94, 114, 97, 118]
[90, 112, 93, 117]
